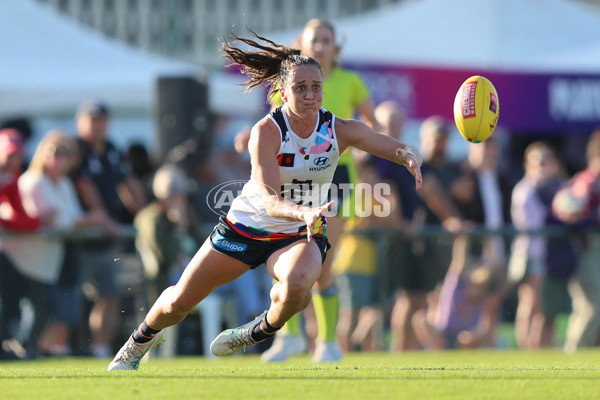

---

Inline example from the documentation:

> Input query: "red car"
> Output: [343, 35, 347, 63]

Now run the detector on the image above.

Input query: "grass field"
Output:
[1, 349, 599, 400]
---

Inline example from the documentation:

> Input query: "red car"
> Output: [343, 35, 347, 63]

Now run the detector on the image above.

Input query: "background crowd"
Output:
[1, 18, 599, 360]
[0, 96, 598, 361]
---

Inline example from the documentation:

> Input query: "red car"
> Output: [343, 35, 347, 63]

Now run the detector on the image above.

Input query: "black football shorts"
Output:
[209, 217, 330, 269]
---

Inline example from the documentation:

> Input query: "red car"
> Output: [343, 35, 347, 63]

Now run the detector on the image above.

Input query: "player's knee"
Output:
[281, 275, 313, 306]
[163, 286, 195, 315]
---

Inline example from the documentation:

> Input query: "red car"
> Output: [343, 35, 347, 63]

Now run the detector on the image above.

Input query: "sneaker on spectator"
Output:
[1, 338, 27, 359]
[91, 343, 113, 358]
[312, 340, 342, 362]
[260, 333, 307, 362]
[47, 345, 72, 357]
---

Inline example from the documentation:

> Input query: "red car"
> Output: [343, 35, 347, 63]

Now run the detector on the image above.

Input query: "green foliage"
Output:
[1, 350, 599, 400]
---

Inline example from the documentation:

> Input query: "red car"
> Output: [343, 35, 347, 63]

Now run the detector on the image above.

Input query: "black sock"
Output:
[132, 321, 161, 344]
[250, 313, 280, 342]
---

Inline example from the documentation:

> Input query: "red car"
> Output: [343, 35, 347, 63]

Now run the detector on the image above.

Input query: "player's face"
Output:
[300, 25, 337, 69]
[281, 64, 323, 115]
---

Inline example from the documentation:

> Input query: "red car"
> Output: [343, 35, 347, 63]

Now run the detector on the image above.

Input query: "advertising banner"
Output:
[349, 63, 600, 133]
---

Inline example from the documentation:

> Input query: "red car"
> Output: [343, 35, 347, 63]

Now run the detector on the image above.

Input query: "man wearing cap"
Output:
[70, 100, 147, 357]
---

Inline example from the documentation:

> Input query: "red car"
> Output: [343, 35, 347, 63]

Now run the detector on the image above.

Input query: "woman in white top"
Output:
[14, 130, 107, 355]
[108, 29, 422, 371]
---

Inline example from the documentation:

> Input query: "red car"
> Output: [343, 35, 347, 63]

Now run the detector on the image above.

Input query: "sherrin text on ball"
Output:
[453, 75, 499, 143]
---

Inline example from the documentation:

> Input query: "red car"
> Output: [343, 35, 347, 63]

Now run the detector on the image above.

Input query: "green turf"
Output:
[1, 350, 599, 400]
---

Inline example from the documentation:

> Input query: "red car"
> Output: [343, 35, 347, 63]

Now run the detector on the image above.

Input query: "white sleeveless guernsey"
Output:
[227, 106, 340, 235]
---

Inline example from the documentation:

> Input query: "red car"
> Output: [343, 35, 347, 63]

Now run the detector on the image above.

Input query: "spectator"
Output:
[452, 138, 513, 263]
[389, 116, 463, 351]
[411, 235, 497, 350]
[333, 161, 402, 352]
[372, 102, 421, 225]
[0, 118, 33, 169]
[553, 129, 600, 352]
[449, 138, 514, 347]
[70, 99, 147, 357]
[134, 164, 203, 305]
[508, 141, 561, 348]
[163, 139, 218, 224]
[0, 129, 42, 231]
[369, 102, 423, 351]
[15, 130, 109, 356]
[125, 143, 156, 204]
[521, 142, 576, 348]
[0, 128, 53, 358]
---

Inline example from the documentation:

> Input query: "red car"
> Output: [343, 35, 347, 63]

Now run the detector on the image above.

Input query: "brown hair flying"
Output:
[220, 28, 322, 102]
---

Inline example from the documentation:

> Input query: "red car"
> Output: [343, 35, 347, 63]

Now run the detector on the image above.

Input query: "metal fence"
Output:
[0, 222, 595, 357]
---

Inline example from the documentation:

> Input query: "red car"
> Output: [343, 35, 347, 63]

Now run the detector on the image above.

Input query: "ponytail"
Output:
[221, 28, 321, 102]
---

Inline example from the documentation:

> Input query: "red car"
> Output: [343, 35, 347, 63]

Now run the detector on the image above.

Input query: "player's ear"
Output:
[280, 87, 287, 103]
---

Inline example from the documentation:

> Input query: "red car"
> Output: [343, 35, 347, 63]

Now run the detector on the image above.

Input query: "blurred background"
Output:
[2, 0, 600, 360]
[3, 0, 600, 166]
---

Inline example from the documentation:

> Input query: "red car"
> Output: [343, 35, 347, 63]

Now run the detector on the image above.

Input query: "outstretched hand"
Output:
[302, 200, 334, 242]
[396, 146, 423, 191]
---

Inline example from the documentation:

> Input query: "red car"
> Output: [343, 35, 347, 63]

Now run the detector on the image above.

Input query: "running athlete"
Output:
[238, 19, 380, 362]
[107, 29, 421, 371]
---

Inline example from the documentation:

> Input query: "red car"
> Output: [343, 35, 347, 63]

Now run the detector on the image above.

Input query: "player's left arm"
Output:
[336, 118, 422, 191]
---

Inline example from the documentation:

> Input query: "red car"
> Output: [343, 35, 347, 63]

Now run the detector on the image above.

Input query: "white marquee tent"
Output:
[269, 0, 600, 131]
[271, 0, 600, 73]
[0, 0, 261, 119]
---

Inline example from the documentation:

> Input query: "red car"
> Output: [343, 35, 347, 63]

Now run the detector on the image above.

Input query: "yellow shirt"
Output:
[332, 188, 386, 276]
[321, 68, 370, 119]
[332, 218, 377, 276]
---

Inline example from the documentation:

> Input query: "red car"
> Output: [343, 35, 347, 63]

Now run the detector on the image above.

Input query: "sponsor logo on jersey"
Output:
[211, 232, 247, 252]
[277, 153, 295, 167]
[313, 156, 329, 166]
[309, 156, 331, 171]
[309, 164, 332, 172]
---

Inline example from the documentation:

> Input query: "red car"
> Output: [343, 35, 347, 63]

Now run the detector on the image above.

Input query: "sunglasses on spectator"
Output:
[48, 145, 73, 158]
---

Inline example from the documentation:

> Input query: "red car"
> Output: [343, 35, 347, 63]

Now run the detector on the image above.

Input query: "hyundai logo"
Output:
[313, 156, 329, 166]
